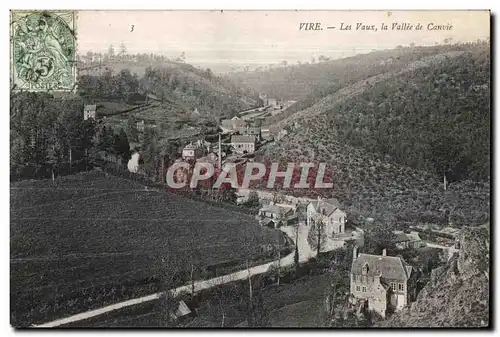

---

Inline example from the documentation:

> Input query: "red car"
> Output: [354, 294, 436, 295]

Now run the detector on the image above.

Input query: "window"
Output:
[356, 285, 360, 291]
[398, 283, 404, 292]
[391, 282, 396, 291]
[362, 286, 367, 292]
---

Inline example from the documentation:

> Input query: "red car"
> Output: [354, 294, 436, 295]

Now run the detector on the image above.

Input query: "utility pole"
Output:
[218, 132, 222, 169]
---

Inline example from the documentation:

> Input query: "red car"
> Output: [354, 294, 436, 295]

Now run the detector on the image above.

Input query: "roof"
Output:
[233, 120, 248, 128]
[406, 231, 421, 241]
[309, 198, 343, 216]
[260, 204, 292, 216]
[221, 119, 247, 129]
[351, 253, 411, 281]
[183, 143, 197, 150]
[241, 127, 260, 135]
[231, 135, 256, 143]
[169, 300, 192, 320]
[260, 218, 274, 226]
[221, 119, 233, 127]
[84, 104, 97, 110]
[394, 231, 410, 243]
[394, 230, 421, 242]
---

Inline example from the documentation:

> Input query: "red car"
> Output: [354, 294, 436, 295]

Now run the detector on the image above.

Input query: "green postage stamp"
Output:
[10, 10, 77, 91]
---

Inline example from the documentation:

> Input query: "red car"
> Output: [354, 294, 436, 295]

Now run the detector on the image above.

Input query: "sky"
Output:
[77, 10, 490, 67]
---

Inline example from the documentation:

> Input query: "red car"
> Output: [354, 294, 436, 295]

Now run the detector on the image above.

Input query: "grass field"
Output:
[62, 273, 329, 327]
[10, 171, 282, 327]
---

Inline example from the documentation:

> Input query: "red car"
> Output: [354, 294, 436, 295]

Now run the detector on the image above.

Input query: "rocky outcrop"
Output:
[378, 225, 490, 328]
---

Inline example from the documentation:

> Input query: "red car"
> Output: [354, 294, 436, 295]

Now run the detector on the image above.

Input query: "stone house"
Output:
[260, 128, 273, 141]
[231, 135, 256, 154]
[394, 231, 425, 249]
[306, 197, 346, 237]
[83, 104, 97, 120]
[239, 126, 261, 141]
[258, 203, 298, 228]
[221, 116, 248, 132]
[182, 143, 203, 161]
[350, 247, 415, 318]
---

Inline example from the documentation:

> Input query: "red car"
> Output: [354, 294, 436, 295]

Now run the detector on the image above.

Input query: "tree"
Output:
[155, 238, 186, 327]
[98, 125, 114, 154]
[107, 44, 115, 59]
[363, 222, 397, 256]
[294, 227, 300, 276]
[314, 216, 326, 257]
[46, 127, 63, 183]
[318, 55, 330, 62]
[114, 128, 131, 164]
[126, 116, 139, 143]
[119, 42, 127, 59]
[242, 190, 260, 208]
[430, 132, 463, 191]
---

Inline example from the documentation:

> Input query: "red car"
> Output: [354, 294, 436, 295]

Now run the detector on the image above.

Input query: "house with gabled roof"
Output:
[231, 135, 256, 154]
[306, 197, 346, 237]
[257, 203, 298, 228]
[394, 230, 425, 249]
[350, 246, 415, 318]
[221, 117, 248, 133]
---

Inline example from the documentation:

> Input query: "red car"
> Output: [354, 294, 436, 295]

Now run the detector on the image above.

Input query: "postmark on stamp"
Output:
[10, 10, 77, 92]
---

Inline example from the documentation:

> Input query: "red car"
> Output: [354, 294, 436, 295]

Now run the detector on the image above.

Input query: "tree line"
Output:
[10, 92, 132, 181]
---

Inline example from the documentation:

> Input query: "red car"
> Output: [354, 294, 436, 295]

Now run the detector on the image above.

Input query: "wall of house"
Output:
[326, 210, 346, 236]
[386, 279, 408, 309]
[350, 273, 388, 318]
[182, 149, 195, 158]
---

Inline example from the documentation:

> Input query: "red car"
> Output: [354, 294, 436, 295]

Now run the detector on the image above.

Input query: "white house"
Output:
[231, 135, 256, 154]
[306, 197, 346, 237]
[182, 143, 202, 161]
[83, 104, 97, 120]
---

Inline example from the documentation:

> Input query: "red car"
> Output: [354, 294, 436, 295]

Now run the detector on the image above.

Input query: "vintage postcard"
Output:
[10, 10, 491, 328]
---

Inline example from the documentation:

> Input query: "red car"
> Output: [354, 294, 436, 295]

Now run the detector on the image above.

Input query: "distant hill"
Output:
[78, 60, 260, 120]
[227, 44, 483, 105]
[257, 42, 490, 228]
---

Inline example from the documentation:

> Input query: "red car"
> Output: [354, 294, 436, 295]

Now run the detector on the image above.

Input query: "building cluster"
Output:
[257, 202, 299, 228]
[219, 116, 276, 155]
[258, 93, 285, 110]
[256, 196, 347, 239]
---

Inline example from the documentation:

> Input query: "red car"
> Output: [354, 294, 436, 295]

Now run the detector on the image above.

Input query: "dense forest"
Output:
[331, 46, 490, 182]
[260, 42, 490, 227]
[10, 92, 131, 180]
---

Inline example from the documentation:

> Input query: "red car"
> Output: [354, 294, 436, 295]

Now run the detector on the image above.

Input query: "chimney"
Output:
[382, 249, 387, 256]
[353, 246, 358, 260]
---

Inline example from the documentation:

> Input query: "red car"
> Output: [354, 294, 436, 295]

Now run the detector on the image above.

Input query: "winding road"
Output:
[34, 224, 316, 328]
